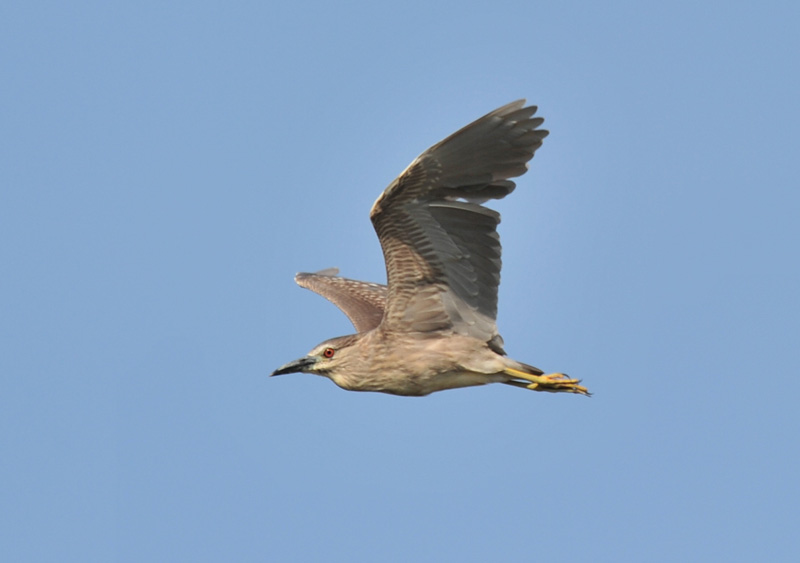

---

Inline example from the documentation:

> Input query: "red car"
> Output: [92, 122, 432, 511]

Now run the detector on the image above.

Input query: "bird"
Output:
[271, 100, 589, 397]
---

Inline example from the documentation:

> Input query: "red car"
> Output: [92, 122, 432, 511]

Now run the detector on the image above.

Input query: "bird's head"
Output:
[271, 334, 361, 379]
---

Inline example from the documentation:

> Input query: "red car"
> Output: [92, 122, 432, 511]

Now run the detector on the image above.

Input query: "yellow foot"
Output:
[504, 368, 591, 396]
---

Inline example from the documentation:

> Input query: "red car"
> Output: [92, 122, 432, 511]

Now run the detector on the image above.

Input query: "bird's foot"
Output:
[505, 368, 591, 396]
[526, 372, 591, 395]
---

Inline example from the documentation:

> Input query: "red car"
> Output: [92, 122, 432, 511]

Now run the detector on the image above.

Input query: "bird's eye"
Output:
[323, 347, 335, 359]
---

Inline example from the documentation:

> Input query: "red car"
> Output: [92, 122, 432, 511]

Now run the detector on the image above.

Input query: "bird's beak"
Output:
[271, 356, 317, 376]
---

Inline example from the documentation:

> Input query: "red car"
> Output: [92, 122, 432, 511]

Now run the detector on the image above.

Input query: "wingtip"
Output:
[314, 267, 340, 276]
[490, 99, 527, 117]
[295, 268, 340, 283]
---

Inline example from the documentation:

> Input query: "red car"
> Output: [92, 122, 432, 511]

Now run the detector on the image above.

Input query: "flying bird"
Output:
[272, 100, 588, 397]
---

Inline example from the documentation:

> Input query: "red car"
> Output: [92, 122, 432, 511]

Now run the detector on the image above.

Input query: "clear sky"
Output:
[2, 1, 798, 561]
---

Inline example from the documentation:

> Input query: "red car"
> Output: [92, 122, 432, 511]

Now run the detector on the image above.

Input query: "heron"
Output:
[272, 100, 588, 397]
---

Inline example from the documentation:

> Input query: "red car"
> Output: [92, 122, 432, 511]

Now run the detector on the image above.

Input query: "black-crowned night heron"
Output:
[272, 100, 589, 397]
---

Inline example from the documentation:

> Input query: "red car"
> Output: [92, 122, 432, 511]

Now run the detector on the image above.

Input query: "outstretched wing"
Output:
[369, 100, 547, 343]
[295, 269, 387, 333]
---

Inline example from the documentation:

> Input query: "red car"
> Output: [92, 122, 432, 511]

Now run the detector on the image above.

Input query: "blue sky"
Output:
[2, 1, 799, 561]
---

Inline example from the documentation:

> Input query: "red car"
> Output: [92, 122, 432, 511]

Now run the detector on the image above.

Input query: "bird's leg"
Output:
[503, 368, 591, 396]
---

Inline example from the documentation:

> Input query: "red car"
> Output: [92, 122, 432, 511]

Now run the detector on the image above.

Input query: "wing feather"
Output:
[295, 270, 387, 333]
[369, 100, 548, 342]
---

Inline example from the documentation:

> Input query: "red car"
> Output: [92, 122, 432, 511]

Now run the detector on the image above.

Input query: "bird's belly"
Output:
[420, 370, 507, 394]
[338, 369, 505, 396]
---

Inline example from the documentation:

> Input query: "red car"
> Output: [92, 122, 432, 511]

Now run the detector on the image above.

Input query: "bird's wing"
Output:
[295, 269, 387, 333]
[369, 100, 547, 343]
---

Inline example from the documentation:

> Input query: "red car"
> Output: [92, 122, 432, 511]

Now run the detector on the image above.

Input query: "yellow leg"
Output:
[504, 368, 591, 396]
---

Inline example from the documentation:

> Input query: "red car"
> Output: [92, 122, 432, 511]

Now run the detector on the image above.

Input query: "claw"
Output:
[504, 368, 591, 396]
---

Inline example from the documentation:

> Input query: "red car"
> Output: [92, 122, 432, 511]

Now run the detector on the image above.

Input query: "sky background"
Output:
[2, 1, 799, 561]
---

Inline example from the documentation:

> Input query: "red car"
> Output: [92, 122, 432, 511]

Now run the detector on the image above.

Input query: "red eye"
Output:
[323, 347, 335, 358]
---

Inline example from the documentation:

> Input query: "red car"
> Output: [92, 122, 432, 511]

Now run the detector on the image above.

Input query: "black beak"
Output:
[271, 356, 317, 376]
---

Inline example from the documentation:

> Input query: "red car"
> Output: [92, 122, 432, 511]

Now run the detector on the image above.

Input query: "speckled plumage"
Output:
[272, 101, 589, 397]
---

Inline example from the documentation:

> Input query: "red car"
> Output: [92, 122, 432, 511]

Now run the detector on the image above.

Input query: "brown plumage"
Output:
[272, 100, 589, 397]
